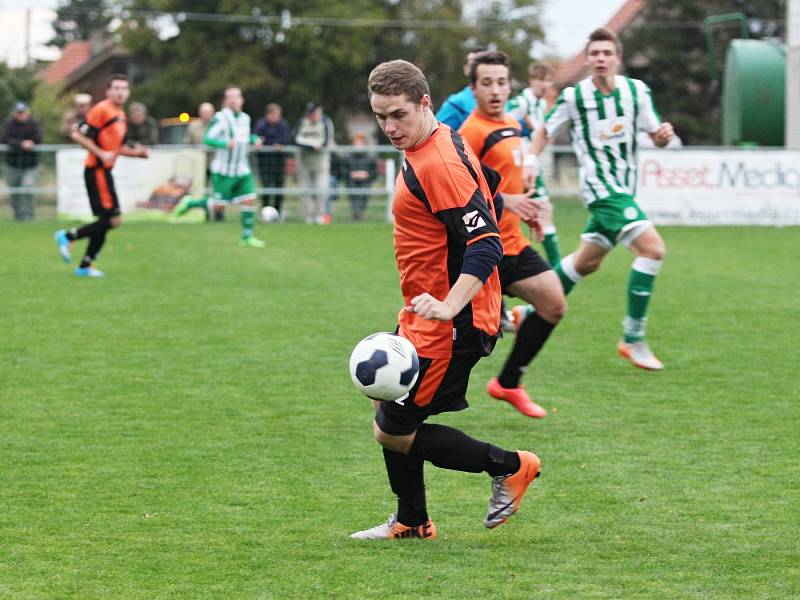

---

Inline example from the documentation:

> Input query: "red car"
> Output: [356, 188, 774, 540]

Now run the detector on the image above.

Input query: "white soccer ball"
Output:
[260, 205, 280, 223]
[349, 332, 420, 401]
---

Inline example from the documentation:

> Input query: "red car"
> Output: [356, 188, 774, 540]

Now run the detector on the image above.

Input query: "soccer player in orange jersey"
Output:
[460, 51, 566, 418]
[350, 60, 542, 540]
[55, 75, 149, 277]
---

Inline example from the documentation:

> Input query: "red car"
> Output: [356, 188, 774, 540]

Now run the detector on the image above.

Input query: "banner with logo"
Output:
[636, 149, 800, 225]
[57, 148, 207, 219]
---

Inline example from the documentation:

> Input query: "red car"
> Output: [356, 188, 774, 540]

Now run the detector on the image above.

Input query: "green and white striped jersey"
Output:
[205, 107, 254, 177]
[545, 75, 661, 205]
[507, 87, 547, 134]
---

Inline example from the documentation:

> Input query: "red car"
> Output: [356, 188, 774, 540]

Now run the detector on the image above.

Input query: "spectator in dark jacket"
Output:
[126, 102, 159, 146]
[2, 102, 42, 221]
[253, 103, 290, 217]
[342, 133, 378, 222]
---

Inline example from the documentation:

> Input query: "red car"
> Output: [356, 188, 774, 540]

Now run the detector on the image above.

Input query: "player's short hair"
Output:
[368, 60, 430, 105]
[469, 50, 510, 85]
[106, 74, 128, 88]
[586, 27, 622, 56]
[465, 47, 487, 62]
[528, 63, 553, 80]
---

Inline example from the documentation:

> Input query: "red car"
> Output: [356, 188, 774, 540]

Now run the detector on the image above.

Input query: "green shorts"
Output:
[210, 173, 256, 203]
[582, 194, 651, 250]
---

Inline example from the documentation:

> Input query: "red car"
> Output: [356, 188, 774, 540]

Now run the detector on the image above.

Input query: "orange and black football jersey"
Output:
[80, 99, 127, 168]
[460, 112, 530, 256]
[393, 125, 502, 359]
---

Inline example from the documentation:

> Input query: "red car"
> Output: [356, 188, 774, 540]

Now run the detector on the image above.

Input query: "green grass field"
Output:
[1, 200, 798, 599]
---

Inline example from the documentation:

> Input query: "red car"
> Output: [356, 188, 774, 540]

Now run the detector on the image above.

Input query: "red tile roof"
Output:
[553, 0, 647, 86]
[40, 41, 92, 86]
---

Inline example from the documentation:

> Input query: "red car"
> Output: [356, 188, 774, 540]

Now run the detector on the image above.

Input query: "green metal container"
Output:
[722, 39, 786, 146]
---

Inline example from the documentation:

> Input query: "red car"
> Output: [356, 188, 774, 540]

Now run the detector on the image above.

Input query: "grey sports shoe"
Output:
[484, 451, 541, 529]
[350, 513, 437, 540]
[617, 339, 664, 370]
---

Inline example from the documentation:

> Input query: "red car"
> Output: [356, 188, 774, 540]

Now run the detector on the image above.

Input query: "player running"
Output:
[507, 61, 561, 268]
[54, 75, 149, 277]
[460, 51, 566, 419]
[531, 27, 675, 370]
[172, 86, 265, 247]
[351, 60, 541, 540]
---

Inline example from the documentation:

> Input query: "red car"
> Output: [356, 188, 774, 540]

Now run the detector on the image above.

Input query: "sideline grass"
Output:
[1, 202, 798, 599]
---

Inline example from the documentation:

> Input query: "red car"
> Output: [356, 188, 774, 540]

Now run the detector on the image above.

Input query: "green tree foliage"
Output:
[50, 0, 114, 48]
[0, 63, 36, 121]
[30, 83, 73, 143]
[117, 0, 544, 139]
[621, 0, 785, 144]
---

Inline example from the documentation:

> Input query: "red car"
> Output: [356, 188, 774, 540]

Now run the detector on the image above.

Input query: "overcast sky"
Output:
[0, 0, 625, 67]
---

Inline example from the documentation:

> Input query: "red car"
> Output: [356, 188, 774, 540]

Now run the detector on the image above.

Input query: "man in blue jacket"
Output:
[435, 49, 485, 129]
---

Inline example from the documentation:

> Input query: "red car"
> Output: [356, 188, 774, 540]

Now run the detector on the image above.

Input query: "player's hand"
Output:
[98, 149, 116, 168]
[405, 293, 456, 321]
[138, 146, 150, 158]
[253, 137, 264, 149]
[525, 216, 544, 242]
[227, 139, 236, 149]
[653, 122, 674, 147]
[504, 190, 543, 222]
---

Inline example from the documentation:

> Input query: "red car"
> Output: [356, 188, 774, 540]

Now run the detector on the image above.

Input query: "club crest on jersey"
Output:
[595, 117, 628, 142]
[463, 210, 486, 233]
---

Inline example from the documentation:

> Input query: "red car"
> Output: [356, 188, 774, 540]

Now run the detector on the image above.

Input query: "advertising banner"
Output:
[57, 148, 207, 219]
[637, 149, 800, 225]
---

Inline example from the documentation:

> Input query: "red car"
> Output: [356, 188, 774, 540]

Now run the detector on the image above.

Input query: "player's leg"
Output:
[617, 224, 666, 370]
[535, 179, 561, 266]
[70, 168, 120, 276]
[352, 356, 541, 538]
[554, 209, 608, 295]
[489, 249, 566, 417]
[233, 175, 264, 247]
[486, 247, 567, 418]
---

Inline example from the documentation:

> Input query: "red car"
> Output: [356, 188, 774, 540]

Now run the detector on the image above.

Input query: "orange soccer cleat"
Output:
[484, 451, 541, 528]
[350, 514, 437, 540]
[487, 378, 547, 418]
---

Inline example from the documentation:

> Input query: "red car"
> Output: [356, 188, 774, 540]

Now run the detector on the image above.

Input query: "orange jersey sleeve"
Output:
[460, 112, 530, 257]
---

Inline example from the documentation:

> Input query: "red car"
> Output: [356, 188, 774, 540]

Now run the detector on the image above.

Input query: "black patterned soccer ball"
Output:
[349, 332, 420, 401]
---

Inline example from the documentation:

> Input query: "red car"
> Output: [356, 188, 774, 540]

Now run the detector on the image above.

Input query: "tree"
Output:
[116, 0, 545, 139]
[50, 0, 114, 48]
[620, 0, 785, 144]
[0, 63, 36, 121]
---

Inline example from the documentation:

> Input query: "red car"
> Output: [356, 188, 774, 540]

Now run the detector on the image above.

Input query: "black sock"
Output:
[67, 219, 107, 242]
[79, 219, 112, 268]
[499, 311, 556, 389]
[409, 423, 519, 477]
[383, 448, 428, 526]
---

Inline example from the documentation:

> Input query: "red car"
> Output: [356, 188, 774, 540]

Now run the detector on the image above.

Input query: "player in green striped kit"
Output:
[530, 27, 675, 370]
[507, 62, 561, 267]
[173, 86, 265, 247]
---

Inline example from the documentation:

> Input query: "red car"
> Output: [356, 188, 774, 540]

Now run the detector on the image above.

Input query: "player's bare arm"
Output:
[406, 273, 484, 321]
[650, 122, 675, 148]
[118, 144, 149, 158]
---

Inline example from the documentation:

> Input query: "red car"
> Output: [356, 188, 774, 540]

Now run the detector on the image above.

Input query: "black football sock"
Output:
[383, 448, 428, 526]
[67, 219, 107, 242]
[498, 311, 556, 389]
[409, 423, 520, 477]
[79, 220, 112, 268]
